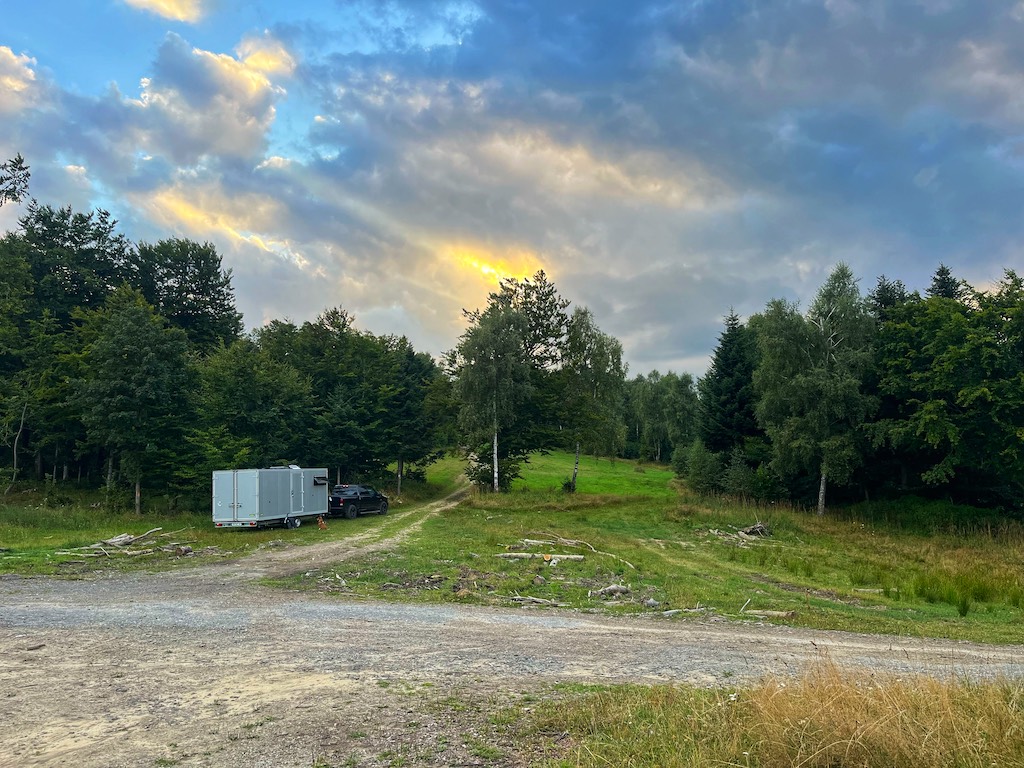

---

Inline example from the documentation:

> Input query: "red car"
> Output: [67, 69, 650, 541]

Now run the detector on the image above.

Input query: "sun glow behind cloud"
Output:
[442, 243, 545, 284]
[122, 0, 204, 23]
[237, 34, 296, 78]
[143, 185, 310, 266]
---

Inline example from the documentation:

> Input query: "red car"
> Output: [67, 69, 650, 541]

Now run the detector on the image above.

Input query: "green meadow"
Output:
[280, 450, 1024, 645]
[3, 450, 1023, 644]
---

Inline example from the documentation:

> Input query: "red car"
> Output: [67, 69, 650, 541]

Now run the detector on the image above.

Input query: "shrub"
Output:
[685, 440, 722, 495]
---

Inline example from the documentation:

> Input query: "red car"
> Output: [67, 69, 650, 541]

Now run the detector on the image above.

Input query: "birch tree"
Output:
[454, 303, 532, 491]
[753, 264, 876, 514]
[561, 307, 626, 489]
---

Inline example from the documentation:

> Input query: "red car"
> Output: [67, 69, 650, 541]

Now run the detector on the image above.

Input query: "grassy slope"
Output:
[3, 451, 1023, 643]
[290, 450, 1024, 645]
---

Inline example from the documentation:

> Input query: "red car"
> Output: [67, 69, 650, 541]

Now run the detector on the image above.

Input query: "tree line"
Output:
[450, 259, 1023, 516]
[0, 197, 450, 511]
[687, 263, 1024, 515]
[2, 155, 1020, 515]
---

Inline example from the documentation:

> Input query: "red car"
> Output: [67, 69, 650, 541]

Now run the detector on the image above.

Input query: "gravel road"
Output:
[3, 496, 1022, 768]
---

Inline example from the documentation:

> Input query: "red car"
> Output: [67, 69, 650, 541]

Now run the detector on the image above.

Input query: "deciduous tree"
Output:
[753, 264, 876, 514]
[453, 303, 532, 491]
[74, 288, 193, 513]
[132, 239, 242, 354]
[560, 307, 626, 489]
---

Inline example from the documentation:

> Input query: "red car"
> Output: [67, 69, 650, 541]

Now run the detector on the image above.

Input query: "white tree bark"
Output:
[492, 395, 499, 493]
[817, 470, 827, 516]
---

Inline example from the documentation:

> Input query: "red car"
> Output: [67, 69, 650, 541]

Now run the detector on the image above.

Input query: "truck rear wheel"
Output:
[344, 504, 357, 520]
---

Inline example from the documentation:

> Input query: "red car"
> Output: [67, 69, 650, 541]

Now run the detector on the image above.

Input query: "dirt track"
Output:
[3, 494, 1023, 768]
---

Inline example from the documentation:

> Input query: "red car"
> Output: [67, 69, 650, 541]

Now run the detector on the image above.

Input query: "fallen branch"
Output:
[94, 528, 162, 549]
[158, 527, 194, 539]
[588, 584, 631, 598]
[527, 531, 636, 570]
[739, 522, 771, 537]
[506, 595, 566, 606]
[745, 610, 796, 618]
[495, 553, 585, 561]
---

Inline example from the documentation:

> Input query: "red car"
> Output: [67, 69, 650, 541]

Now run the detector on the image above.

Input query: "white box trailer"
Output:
[212, 466, 329, 529]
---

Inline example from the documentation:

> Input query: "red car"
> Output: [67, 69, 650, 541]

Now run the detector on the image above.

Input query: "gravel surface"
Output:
[3, 496, 1023, 768]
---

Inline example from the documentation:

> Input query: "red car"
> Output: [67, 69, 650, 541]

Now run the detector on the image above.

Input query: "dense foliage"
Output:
[0, 200, 449, 508]
[686, 264, 1024, 515]
[449, 272, 627, 491]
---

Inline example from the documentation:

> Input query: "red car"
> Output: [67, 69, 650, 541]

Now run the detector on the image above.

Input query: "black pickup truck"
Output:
[329, 484, 389, 519]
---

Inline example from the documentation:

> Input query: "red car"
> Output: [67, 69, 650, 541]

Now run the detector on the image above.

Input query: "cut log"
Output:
[739, 522, 771, 537]
[588, 584, 630, 598]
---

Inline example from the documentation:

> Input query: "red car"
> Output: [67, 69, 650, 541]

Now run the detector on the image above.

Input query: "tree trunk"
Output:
[4, 402, 27, 496]
[492, 427, 499, 493]
[106, 454, 114, 510]
[135, 477, 142, 515]
[491, 393, 500, 493]
[817, 470, 827, 516]
[396, 456, 404, 498]
[571, 441, 580, 491]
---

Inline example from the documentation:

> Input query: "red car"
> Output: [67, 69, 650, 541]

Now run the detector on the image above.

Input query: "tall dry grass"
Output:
[539, 658, 1024, 767]
[745, 660, 1024, 767]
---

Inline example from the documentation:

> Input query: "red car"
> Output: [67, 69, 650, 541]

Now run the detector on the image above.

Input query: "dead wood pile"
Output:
[56, 527, 196, 558]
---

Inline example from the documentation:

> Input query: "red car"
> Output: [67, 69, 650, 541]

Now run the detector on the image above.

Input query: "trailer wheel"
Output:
[344, 504, 357, 520]
[378, 501, 388, 515]
[285, 517, 301, 529]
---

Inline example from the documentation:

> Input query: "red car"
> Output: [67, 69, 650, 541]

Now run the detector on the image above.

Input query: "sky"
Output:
[2, 0, 1023, 377]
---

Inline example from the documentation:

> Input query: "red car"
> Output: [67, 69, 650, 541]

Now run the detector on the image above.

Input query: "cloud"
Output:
[126, 34, 284, 164]
[236, 33, 297, 78]
[9, 1, 1024, 375]
[947, 41, 1024, 127]
[0, 47, 40, 115]
[48, 32, 286, 176]
[122, 0, 204, 23]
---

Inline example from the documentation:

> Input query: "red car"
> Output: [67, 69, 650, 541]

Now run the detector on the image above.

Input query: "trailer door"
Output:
[234, 470, 259, 523]
[290, 468, 304, 515]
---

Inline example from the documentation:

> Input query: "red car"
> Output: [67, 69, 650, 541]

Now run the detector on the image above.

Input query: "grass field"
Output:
[530, 657, 1024, 768]
[3, 450, 1024, 643]
[0, 455, 466, 575]
[283, 450, 1024, 645]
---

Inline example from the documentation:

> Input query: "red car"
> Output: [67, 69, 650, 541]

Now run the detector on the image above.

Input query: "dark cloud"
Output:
[5, 0, 1024, 375]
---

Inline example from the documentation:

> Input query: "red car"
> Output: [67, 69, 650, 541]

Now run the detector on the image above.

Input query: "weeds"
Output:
[535, 658, 1024, 767]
